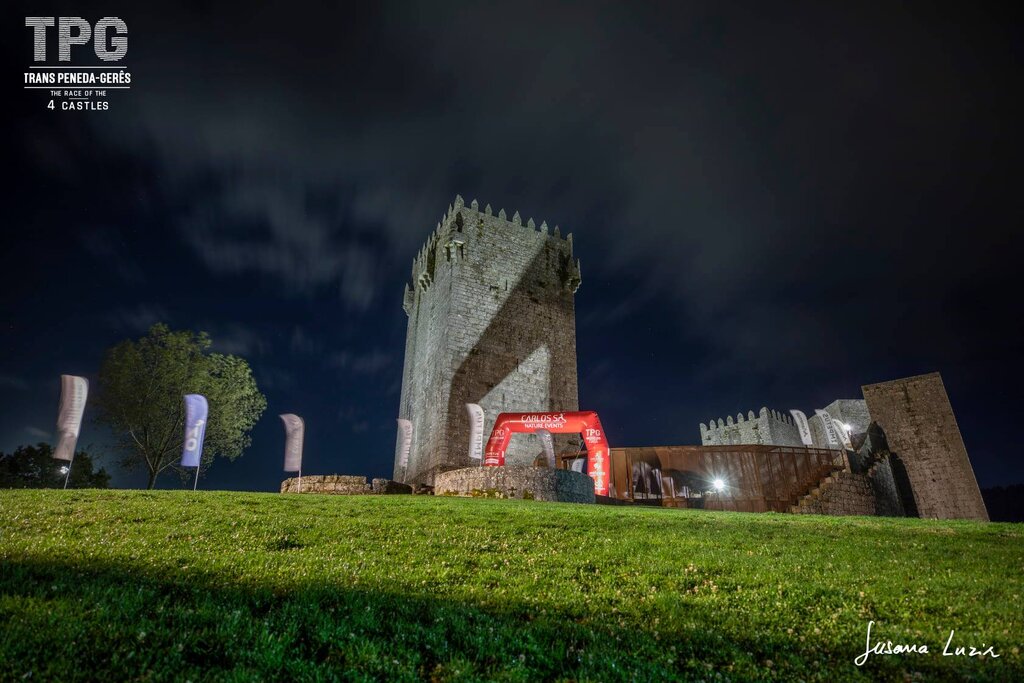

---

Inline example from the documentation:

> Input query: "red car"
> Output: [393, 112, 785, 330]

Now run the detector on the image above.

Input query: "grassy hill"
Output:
[1, 490, 1021, 681]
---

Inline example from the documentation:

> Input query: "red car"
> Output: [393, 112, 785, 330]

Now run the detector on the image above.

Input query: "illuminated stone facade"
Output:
[862, 373, 988, 521]
[434, 465, 595, 503]
[395, 196, 581, 485]
[697, 373, 987, 520]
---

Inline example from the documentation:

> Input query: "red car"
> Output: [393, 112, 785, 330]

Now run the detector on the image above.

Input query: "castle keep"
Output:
[395, 196, 581, 485]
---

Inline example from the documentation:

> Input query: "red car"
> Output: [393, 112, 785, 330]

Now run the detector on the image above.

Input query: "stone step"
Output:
[790, 470, 841, 513]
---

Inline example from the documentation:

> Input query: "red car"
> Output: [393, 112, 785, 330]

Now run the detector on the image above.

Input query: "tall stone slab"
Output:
[861, 372, 988, 521]
[395, 197, 581, 485]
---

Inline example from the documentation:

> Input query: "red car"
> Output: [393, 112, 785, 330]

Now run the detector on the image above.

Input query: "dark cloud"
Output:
[79, 229, 146, 284]
[24, 426, 51, 440]
[0, 376, 31, 391]
[250, 365, 295, 392]
[206, 324, 269, 357]
[107, 305, 170, 333]
[328, 350, 392, 376]
[59, 1, 1015, 375]
[287, 327, 321, 356]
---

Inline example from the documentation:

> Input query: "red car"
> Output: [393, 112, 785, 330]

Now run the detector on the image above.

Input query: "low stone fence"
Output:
[280, 475, 413, 495]
[434, 465, 595, 503]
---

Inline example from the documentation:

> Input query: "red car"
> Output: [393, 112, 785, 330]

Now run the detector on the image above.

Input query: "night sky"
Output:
[3, 2, 1021, 491]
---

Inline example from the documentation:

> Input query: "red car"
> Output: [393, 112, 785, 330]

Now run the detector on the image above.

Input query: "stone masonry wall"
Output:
[824, 399, 872, 434]
[868, 455, 906, 517]
[434, 465, 595, 503]
[793, 456, 903, 517]
[280, 475, 413, 495]
[280, 475, 373, 494]
[808, 399, 870, 449]
[701, 407, 804, 447]
[396, 196, 581, 485]
[701, 402, 870, 449]
[862, 372, 988, 520]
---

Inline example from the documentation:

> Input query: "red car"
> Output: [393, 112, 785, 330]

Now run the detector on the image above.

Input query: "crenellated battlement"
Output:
[700, 406, 803, 447]
[699, 407, 796, 433]
[406, 195, 580, 304]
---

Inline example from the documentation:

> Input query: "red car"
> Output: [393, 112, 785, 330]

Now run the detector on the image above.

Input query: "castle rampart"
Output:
[700, 407, 804, 447]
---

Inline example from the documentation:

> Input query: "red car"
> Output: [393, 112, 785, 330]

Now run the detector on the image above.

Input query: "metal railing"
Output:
[607, 445, 847, 513]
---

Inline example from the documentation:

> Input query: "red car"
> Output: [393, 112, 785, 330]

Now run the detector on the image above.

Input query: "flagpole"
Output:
[193, 465, 200, 491]
[62, 450, 75, 489]
[298, 467, 302, 493]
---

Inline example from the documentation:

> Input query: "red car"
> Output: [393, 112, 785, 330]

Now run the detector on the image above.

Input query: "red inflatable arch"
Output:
[483, 411, 610, 495]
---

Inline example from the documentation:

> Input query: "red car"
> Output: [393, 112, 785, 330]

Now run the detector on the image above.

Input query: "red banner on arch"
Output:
[483, 411, 611, 495]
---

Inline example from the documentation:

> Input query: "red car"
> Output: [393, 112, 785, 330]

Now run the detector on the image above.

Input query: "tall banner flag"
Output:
[789, 409, 814, 446]
[280, 414, 304, 472]
[53, 375, 88, 462]
[181, 394, 208, 470]
[814, 408, 841, 448]
[465, 403, 484, 461]
[536, 429, 556, 468]
[396, 419, 413, 469]
[822, 409, 853, 449]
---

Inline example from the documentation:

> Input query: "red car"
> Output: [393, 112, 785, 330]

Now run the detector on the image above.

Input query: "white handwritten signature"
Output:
[855, 620, 1001, 666]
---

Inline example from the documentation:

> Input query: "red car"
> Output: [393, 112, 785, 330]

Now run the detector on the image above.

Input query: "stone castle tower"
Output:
[862, 373, 988, 520]
[395, 196, 582, 485]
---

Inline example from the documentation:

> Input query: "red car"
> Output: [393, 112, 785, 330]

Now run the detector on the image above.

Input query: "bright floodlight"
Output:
[841, 422, 852, 432]
[713, 478, 725, 491]
[59, 466, 69, 475]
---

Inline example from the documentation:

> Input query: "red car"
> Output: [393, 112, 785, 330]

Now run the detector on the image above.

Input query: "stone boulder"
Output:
[371, 478, 413, 494]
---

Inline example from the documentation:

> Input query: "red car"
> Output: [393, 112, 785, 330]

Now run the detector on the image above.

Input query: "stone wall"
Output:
[434, 465, 595, 504]
[793, 456, 904, 517]
[793, 470, 875, 515]
[280, 475, 369, 494]
[868, 455, 906, 517]
[280, 475, 412, 495]
[808, 399, 870, 448]
[700, 407, 804, 447]
[862, 372, 988, 520]
[396, 196, 581, 485]
[700, 401, 871, 450]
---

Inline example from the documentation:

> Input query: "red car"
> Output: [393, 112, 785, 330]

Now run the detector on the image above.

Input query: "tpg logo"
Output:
[25, 17, 127, 62]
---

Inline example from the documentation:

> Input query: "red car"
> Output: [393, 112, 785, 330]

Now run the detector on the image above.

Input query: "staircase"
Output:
[789, 453, 889, 515]
[790, 471, 845, 514]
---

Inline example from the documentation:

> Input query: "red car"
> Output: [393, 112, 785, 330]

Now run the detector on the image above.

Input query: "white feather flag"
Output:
[396, 419, 413, 469]
[280, 414, 305, 472]
[815, 409, 844, 448]
[53, 375, 88, 462]
[789, 409, 813, 446]
[466, 403, 485, 461]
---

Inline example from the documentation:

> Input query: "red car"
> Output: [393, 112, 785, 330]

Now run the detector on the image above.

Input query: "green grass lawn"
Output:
[1, 491, 1021, 681]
